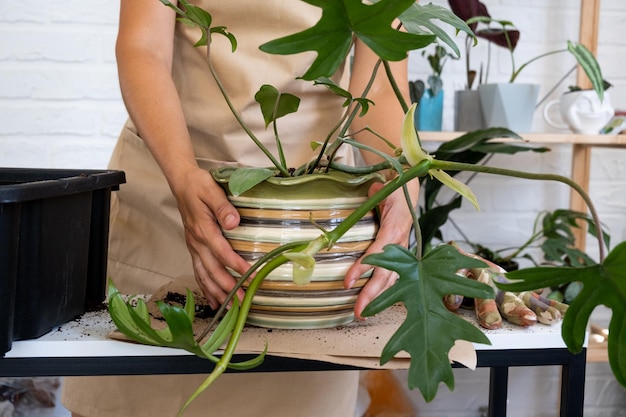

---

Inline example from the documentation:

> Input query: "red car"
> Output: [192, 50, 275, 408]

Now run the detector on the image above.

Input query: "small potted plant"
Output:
[461, 208, 610, 299]
[448, 0, 606, 132]
[409, 44, 455, 131]
[108, 1, 626, 415]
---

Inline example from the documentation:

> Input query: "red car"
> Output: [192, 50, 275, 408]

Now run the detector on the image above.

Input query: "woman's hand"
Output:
[118, 0, 251, 309]
[172, 167, 251, 309]
[344, 180, 419, 319]
[346, 36, 413, 319]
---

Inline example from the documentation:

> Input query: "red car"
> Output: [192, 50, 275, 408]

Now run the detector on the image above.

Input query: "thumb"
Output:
[368, 181, 385, 198]
[206, 185, 240, 230]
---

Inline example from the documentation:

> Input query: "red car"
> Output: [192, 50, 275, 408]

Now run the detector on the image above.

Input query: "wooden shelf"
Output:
[419, 132, 626, 147]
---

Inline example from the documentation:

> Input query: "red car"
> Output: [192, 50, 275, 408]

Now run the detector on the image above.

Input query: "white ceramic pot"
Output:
[478, 83, 540, 133]
[543, 90, 614, 134]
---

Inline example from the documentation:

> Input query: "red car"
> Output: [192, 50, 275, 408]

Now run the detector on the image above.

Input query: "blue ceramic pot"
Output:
[417, 89, 444, 131]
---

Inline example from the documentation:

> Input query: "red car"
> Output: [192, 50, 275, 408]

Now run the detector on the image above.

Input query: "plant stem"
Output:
[322, 58, 383, 171]
[308, 105, 352, 174]
[328, 160, 392, 174]
[205, 49, 290, 176]
[340, 60, 383, 139]
[179, 252, 289, 416]
[272, 107, 287, 169]
[502, 229, 543, 261]
[196, 240, 307, 343]
[403, 183, 422, 258]
[325, 160, 431, 245]
[465, 35, 473, 89]
[431, 159, 606, 261]
[383, 60, 409, 113]
[510, 49, 566, 83]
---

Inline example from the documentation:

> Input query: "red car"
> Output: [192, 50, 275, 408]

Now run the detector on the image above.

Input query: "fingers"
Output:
[187, 231, 248, 309]
[351, 263, 398, 320]
[347, 181, 418, 318]
[173, 168, 249, 308]
[344, 225, 397, 319]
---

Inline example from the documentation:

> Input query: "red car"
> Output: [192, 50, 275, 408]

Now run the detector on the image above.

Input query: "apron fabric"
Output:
[62, 1, 359, 416]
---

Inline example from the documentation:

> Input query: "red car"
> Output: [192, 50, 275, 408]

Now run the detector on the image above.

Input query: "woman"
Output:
[63, 0, 418, 416]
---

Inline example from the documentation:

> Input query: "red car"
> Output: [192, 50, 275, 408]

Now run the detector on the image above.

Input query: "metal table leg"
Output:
[559, 349, 587, 417]
[488, 366, 509, 417]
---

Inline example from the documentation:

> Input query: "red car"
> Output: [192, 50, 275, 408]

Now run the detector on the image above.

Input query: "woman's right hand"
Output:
[171, 167, 251, 310]
[117, 0, 250, 309]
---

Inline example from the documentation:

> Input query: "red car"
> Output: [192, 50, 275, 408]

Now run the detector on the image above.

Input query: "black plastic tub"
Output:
[0, 168, 125, 356]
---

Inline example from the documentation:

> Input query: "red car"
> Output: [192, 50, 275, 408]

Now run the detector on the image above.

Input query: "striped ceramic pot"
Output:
[212, 168, 384, 329]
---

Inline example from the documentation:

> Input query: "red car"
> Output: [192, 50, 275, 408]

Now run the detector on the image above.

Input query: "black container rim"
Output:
[0, 168, 126, 204]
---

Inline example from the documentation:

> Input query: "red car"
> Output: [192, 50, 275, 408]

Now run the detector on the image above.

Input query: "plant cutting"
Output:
[107, 1, 626, 416]
[467, 209, 610, 272]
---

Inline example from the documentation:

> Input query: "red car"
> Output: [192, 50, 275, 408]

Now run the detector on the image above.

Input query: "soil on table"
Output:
[146, 276, 218, 321]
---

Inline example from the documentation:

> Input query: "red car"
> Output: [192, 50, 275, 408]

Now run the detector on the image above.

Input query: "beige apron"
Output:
[63, 1, 359, 416]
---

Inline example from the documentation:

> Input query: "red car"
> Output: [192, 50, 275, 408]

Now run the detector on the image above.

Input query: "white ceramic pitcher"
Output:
[543, 90, 614, 134]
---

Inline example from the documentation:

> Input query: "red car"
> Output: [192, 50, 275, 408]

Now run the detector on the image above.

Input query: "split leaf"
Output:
[361, 244, 493, 401]
[260, 0, 435, 80]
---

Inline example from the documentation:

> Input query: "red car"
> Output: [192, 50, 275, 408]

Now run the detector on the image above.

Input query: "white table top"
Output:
[5, 305, 571, 361]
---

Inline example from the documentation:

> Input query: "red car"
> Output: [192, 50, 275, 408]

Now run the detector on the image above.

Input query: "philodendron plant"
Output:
[108, 1, 624, 415]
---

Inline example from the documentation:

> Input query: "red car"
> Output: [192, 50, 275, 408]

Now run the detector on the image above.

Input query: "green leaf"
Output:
[107, 281, 262, 372]
[260, 0, 435, 80]
[254, 85, 300, 128]
[108, 285, 163, 346]
[127, 301, 172, 345]
[428, 169, 479, 211]
[157, 301, 199, 351]
[399, 2, 475, 58]
[182, 288, 196, 320]
[534, 209, 610, 267]
[227, 167, 275, 196]
[499, 241, 626, 387]
[210, 26, 237, 52]
[361, 244, 493, 401]
[568, 41, 605, 101]
[159, 0, 236, 51]
[313, 77, 353, 106]
[283, 252, 316, 285]
[201, 297, 240, 355]
[434, 128, 523, 157]
[401, 104, 428, 166]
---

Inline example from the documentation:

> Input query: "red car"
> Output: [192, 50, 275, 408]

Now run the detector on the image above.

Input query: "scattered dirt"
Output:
[146, 276, 217, 321]
[85, 300, 107, 313]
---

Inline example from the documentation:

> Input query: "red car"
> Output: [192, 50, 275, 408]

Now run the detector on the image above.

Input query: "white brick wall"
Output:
[0, 0, 126, 169]
[1, 1, 625, 415]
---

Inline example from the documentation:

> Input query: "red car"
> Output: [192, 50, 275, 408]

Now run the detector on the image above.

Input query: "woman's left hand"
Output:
[344, 179, 419, 319]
